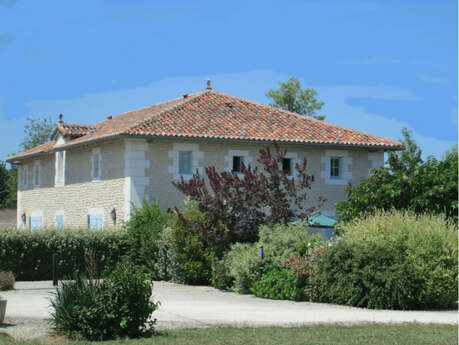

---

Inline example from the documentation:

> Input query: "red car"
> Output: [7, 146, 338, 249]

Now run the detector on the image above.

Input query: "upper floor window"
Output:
[178, 151, 192, 175]
[33, 161, 40, 188]
[330, 157, 341, 179]
[55, 151, 65, 187]
[91, 148, 101, 181]
[282, 158, 292, 175]
[232, 156, 243, 173]
[21, 165, 28, 188]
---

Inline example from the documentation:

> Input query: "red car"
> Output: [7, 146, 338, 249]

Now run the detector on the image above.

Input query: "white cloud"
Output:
[1, 70, 455, 162]
[416, 73, 448, 85]
[345, 57, 401, 65]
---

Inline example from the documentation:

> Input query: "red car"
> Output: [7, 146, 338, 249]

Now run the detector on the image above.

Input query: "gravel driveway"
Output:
[0, 281, 457, 340]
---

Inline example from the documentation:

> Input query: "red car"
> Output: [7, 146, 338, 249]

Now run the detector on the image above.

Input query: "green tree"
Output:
[0, 161, 17, 209]
[266, 77, 325, 120]
[335, 128, 458, 225]
[20, 116, 56, 150]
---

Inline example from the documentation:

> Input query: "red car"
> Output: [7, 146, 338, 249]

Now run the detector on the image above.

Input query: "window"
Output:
[87, 213, 103, 230]
[28, 215, 42, 231]
[91, 148, 101, 180]
[178, 151, 192, 175]
[282, 158, 292, 175]
[232, 156, 243, 172]
[55, 214, 64, 229]
[33, 161, 40, 188]
[55, 151, 65, 186]
[330, 157, 341, 178]
[22, 165, 28, 188]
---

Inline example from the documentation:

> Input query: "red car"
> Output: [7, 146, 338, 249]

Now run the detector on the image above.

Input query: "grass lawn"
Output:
[0, 323, 457, 345]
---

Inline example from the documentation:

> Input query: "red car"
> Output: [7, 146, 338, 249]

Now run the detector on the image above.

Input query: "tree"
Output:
[20, 117, 57, 150]
[335, 128, 458, 225]
[266, 77, 325, 120]
[172, 145, 325, 246]
[0, 161, 17, 209]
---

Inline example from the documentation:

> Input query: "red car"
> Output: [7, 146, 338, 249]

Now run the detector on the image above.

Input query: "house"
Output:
[7, 82, 403, 230]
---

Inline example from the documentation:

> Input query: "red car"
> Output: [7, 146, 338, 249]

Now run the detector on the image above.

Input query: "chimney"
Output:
[183, 93, 188, 99]
[206, 79, 212, 90]
[107, 115, 113, 120]
[59, 114, 63, 123]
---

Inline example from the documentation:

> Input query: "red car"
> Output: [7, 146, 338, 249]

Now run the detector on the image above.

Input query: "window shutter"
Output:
[87, 214, 90, 229]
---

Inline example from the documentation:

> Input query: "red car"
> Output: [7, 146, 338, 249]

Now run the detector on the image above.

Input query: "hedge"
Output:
[0, 228, 128, 281]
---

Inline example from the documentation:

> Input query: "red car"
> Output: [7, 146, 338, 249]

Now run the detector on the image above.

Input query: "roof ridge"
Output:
[124, 91, 206, 134]
[207, 90, 401, 144]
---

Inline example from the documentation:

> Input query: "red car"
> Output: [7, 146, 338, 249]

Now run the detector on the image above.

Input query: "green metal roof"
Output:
[307, 214, 337, 228]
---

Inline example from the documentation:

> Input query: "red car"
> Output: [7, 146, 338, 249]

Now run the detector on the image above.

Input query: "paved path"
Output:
[1, 281, 458, 330]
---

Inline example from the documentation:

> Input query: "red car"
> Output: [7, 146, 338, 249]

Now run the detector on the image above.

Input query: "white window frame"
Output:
[29, 211, 43, 231]
[330, 156, 341, 179]
[21, 165, 28, 189]
[55, 211, 64, 229]
[321, 150, 352, 185]
[168, 143, 204, 180]
[178, 151, 193, 175]
[55, 151, 66, 187]
[91, 147, 102, 181]
[33, 161, 40, 188]
[87, 208, 104, 230]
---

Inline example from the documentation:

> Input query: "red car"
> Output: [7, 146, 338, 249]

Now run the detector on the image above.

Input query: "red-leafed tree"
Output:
[172, 145, 324, 246]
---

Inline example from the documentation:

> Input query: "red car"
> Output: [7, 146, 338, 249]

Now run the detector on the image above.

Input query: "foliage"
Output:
[173, 145, 322, 246]
[123, 200, 171, 279]
[220, 222, 321, 295]
[50, 261, 159, 341]
[251, 262, 307, 301]
[20, 116, 57, 151]
[0, 228, 127, 281]
[0, 271, 15, 291]
[225, 242, 259, 293]
[0, 161, 17, 209]
[312, 210, 458, 310]
[167, 200, 214, 285]
[336, 129, 458, 225]
[211, 253, 233, 290]
[266, 77, 325, 120]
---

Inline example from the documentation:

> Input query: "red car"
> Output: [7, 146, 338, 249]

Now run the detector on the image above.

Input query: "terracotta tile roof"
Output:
[56, 123, 95, 139]
[7, 89, 403, 162]
[7, 141, 56, 161]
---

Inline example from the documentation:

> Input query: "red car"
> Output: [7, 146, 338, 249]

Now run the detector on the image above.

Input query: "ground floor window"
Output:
[55, 214, 64, 229]
[28, 215, 42, 231]
[87, 213, 103, 230]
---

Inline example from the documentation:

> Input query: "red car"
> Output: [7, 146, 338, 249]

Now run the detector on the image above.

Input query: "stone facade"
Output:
[15, 137, 384, 229]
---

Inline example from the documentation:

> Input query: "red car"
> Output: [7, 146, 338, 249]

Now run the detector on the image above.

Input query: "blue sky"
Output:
[0, 0, 457, 162]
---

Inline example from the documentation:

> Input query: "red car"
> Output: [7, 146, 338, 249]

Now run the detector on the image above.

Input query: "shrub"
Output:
[124, 200, 171, 279]
[251, 262, 307, 301]
[225, 242, 259, 293]
[167, 200, 214, 285]
[220, 222, 322, 294]
[312, 210, 458, 310]
[0, 228, 127, 281]
[211, 254, 233, 290]
[0, 271, 14, 291]
[50, 261, 159, 341]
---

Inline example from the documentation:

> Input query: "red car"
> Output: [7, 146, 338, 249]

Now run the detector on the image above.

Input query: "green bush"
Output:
[167, 201, 213, 285]
[312, 210, 458, 310]
[0, 271, 15, 291]
[211, 254, 233, 290]
[50, 261, 159, 341]
[124, 200, 171, 279]
[225, 242, 259, 293]
[251, 262, 307, 301]
[0, 228, 127, 281]
[221, 222, 321, 294]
